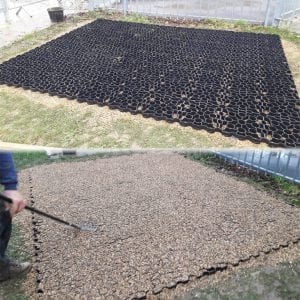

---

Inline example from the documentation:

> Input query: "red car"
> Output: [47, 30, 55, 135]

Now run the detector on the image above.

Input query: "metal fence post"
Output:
[123, 0, 128, 15]
[272, 0, 285, 26]
[2, 0, 9, 22]
[276, 150, 281, 172]
[264, 0, 272, 26]
[295, 155, 300, 183]
[244, 150, 248, 167]
[88, 0, 94, 11]
[266, 151, 272, 176]
[258, 150, 264, 165]
[250, 150, 255, 170]
[285, 151, 292, 176]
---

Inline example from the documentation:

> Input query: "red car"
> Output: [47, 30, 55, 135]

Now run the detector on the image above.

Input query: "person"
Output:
[0, 152, 31, 282]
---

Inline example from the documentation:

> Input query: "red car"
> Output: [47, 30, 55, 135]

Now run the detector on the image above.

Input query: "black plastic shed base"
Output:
[0, 19, 299, 147]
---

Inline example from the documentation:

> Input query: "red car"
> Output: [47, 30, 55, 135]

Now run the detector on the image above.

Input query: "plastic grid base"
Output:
[0, 19, 299, 147]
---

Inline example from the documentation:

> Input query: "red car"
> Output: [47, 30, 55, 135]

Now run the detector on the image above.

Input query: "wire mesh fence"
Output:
[1, 0, 300, 26]
[8, 0, 88, 12]
[0, 0, 89, 39]
[0, 0, 9, 21]
[214, 149, 300, 184]
[100, 0, 273, 24]
[280, 0, 300, 16]
[89, 0, 300, 28]
[274, 0, 300, 32]
[0, 0, 88, 19]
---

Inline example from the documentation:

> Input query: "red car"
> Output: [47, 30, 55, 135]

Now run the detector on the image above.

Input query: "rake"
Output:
[0, 194, 97, 232]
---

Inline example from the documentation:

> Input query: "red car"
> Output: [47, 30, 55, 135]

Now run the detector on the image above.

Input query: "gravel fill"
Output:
[16, 153, 300, 299]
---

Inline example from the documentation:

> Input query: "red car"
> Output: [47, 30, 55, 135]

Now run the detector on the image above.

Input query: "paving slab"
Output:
[16, 153, 300, 298]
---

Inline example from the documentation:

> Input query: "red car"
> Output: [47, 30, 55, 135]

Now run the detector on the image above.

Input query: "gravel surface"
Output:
[16, 153, 300, 299]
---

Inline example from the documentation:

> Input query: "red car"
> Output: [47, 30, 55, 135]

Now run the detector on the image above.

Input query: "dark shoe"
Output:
[0, 259, 32, 282]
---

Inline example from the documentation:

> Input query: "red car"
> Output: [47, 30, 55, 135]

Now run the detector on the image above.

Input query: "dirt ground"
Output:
[15, 153, 300, 299]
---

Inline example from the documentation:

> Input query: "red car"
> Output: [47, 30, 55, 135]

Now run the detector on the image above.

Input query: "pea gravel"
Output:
[16, 153, 300, 299]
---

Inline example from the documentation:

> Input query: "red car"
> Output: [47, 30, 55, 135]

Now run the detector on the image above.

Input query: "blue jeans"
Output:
[0, 202, 11, 266]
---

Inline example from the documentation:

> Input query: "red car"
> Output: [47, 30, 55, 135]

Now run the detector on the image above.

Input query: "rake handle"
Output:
[0, 193, 81, 230]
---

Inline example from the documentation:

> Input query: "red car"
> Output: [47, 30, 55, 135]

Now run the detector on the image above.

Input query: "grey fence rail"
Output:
[272, 0, 300, 26]
[0, 0, 9, 21]
[214, 150, 300, 184]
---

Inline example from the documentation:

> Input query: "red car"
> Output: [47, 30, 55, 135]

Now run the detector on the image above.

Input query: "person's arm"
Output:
[0, 152, 26, 217]
[0, 152, 18, 190]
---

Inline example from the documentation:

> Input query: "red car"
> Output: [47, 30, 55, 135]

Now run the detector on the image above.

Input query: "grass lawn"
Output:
[1, 11, 299, 149]
[0, 223, 30, 300]
[176, 259, 300, 300]
[11, 150, 131, 169]
[0, 86, 243, 148]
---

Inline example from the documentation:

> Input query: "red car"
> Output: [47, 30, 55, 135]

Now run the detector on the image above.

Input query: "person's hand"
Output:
[1, 190, 27, 218]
